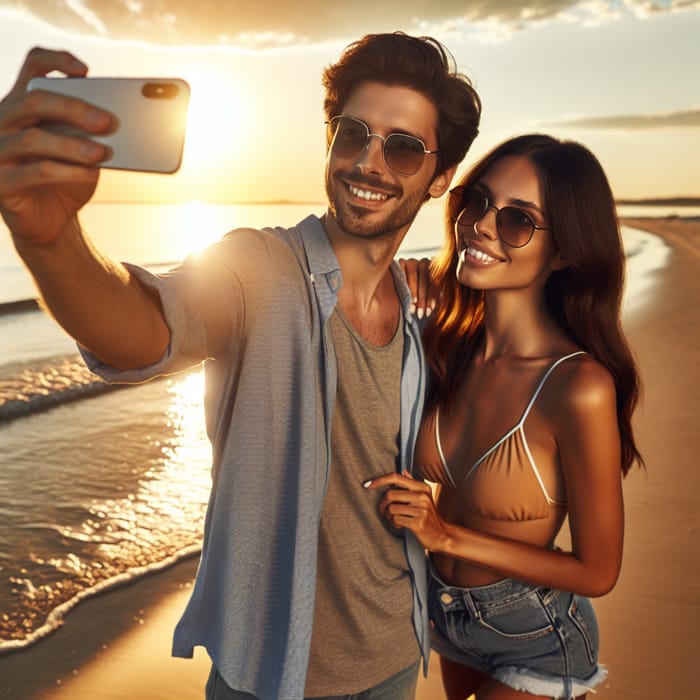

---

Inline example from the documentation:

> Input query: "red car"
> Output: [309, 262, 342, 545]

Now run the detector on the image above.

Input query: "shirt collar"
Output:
[298, 213, 414, 319]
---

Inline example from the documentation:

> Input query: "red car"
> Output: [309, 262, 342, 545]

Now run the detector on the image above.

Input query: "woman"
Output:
[366, 134, 644, 699]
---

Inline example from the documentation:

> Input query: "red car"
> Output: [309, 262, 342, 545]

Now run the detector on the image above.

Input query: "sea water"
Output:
[0, 200, 677, 652]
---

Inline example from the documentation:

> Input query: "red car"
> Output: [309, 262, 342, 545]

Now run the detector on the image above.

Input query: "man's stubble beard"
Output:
[325, 176, 430, 242]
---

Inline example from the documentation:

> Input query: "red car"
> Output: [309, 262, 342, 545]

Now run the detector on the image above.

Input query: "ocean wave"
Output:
[0, 545, 201, 655]
[0, 354, 121, 422]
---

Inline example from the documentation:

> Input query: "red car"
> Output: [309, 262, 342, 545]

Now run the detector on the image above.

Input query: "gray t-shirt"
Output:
[305, 307, 419, 695]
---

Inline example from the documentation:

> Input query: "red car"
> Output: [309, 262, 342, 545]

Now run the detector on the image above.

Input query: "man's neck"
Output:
[321, 211, 405, 344]
[321, 211, 406, 300]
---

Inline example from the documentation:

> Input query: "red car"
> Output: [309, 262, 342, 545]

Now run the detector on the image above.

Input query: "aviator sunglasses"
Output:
[449, 185, 550, 249]
[326, 115, 438, 176]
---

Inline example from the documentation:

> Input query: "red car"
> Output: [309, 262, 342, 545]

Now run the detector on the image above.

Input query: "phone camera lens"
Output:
[142, 82, 178, 99]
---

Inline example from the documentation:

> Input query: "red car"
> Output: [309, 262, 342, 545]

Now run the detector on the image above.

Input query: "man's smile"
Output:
[347, 183, 391, 202]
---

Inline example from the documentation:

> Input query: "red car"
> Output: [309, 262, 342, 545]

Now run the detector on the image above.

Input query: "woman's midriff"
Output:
[432, 487, 567, 588]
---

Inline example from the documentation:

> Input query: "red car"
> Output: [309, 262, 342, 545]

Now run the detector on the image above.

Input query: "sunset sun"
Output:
[180, 68, 249, 171]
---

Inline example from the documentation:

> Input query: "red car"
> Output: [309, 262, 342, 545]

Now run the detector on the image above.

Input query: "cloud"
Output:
[1, 0, 696, 48]
[623, 0, 700, 19]
[541, 108, 700, 129]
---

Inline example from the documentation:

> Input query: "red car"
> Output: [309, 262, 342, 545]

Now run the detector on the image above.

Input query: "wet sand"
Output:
[0, 217, 697, 699]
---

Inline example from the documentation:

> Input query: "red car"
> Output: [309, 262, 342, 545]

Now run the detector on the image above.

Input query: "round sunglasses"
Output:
[326, 115, 438, 176]
[449, 185, 550, 249]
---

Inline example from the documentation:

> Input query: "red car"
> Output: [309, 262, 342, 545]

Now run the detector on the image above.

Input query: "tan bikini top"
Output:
[415, 352, 585, 522]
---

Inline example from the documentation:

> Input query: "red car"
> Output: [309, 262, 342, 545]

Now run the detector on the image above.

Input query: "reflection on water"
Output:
[0, 369, 211, 648]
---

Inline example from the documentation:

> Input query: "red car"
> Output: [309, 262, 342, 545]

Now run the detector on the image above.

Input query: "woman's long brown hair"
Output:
[422, 134, 644, 475]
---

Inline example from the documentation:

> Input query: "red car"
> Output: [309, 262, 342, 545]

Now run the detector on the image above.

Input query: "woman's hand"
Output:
[365, 471, 450, 552]
[398, 257, 437, 319]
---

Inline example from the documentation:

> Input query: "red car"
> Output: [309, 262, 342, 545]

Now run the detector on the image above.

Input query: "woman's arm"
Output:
[366, 361, 624, 598]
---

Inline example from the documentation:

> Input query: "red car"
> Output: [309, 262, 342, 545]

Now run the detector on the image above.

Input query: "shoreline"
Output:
[620, 215, 700, 256]
[1, 217, 697, 699]
[0, 557, 211, 699]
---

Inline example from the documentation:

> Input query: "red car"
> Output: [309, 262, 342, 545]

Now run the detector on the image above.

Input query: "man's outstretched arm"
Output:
[14, 218, 170, 370]
[0, 47, 169, 370]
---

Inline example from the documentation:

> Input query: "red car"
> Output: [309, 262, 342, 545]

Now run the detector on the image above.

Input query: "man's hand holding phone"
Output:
[0, 47, 113, 246]
[0, 47, 190, 248]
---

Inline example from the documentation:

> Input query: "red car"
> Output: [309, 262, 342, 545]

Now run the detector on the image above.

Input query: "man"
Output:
[0, 33, 480, 699]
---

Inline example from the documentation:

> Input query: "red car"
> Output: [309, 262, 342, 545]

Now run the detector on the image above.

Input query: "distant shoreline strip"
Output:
[0, 298, 40, 315]
[0, 260, 181, 315]
[0, 220, 693, 315]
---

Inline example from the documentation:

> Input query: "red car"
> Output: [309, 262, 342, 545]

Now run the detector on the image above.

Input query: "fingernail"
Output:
[425, 306, 433, 317]
[362, 480, 372, 488]
[417, 308, 424, 319]
[86, 109, 106, 128]
[409, 303, 416, 316]
[80, 141, 102, 159]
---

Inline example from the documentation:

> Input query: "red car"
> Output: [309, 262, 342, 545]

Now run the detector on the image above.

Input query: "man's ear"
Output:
[427, 165, 457, 199]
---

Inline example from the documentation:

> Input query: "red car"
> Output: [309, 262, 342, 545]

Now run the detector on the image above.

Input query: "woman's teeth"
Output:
[462, 245, 497, 263]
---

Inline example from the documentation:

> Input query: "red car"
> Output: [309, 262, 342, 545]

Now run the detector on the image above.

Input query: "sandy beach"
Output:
[0, 217, 697, 700]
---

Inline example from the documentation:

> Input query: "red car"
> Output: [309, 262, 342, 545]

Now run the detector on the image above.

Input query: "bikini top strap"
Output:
[518, 351, 587, 426]
[434, 407, 458, 488]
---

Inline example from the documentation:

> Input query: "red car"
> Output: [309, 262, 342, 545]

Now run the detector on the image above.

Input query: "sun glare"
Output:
[181, 69, 248, 171]
[169, 200, 232, 256]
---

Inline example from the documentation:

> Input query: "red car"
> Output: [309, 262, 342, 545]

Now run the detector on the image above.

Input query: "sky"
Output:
[1, 0, 698, 204]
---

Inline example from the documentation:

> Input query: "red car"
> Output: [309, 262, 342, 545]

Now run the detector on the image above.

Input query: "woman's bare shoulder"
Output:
[543, 353, 616, 417]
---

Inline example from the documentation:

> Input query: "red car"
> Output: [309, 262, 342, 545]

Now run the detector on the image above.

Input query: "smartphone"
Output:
[27, 77, 190, 174]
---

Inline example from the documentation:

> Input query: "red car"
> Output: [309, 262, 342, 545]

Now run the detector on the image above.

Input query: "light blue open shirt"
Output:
[81, 214, 429, 699]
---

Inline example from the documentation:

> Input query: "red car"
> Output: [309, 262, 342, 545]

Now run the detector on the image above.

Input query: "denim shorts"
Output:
[428, 561, 607, 698]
